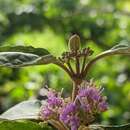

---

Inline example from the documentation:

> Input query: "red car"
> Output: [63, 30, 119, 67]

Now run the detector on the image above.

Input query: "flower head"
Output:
[40, 81, 108, 130]
[60, 102, 79, 130]
[40, 106, 53, 119]
[77, 81, 108, 123]
[98, 100, 108, 112]
[69, 116, 79, 130]
[40, 89, 63, 120]
[60, 102, 77, 122]
[47, 91, 63, 107]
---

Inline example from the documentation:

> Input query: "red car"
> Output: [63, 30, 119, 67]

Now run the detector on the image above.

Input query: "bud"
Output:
[68, 34, 80, 51]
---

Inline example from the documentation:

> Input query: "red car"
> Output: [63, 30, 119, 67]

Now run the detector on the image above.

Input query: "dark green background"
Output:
[0, 0, 130, 125]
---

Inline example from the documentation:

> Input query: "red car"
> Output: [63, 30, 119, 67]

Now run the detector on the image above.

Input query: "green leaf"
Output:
[96, 43, 130, 61]
[0, 120, 52, 130]
[0, 100, 44, 120]
[84, 43, 130, 75]
[93, 43, 130, 62]
[89, 123, 130, 130]
[0, 46, 56, 67]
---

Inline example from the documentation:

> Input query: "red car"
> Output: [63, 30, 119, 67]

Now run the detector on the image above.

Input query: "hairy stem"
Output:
[66, 60, 75, 75]
[49, 119, 67, 130]
[72, 81, 79, 101]
[54, 61, 73, 80]
[76, 57, 80, 75]
[81, 56, 87, 74]
[59, 120, 69, 130]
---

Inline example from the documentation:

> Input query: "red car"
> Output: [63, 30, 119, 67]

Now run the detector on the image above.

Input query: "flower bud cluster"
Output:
[60, 47, 93, 63]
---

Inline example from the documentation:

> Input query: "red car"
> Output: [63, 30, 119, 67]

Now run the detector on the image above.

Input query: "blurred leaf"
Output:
[89, 123, 130, 130]
[85, 43, 130, 73]
[94, 43, 130, 62]
[0, 46, 56, 67]
[0, 100, 43, 120]
[0, 120, 52, 130]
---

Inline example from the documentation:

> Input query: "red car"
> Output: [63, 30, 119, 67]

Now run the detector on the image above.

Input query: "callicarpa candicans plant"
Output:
[0, 35, 130, 130]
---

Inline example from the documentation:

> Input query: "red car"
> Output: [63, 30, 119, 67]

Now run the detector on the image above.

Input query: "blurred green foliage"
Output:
[0, 0, 130, 125]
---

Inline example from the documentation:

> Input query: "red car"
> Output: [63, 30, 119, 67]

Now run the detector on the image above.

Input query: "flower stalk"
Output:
[40, 35, 108, 130]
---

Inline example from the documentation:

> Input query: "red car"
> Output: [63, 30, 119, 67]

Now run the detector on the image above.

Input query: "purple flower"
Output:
[41, 106, 53, 119]
[60, 102, 79, 130]
[47, 96, 62, 107]
[60, 102, 77, 123]
[69, 116, 79, 130]
[79, 87, 100, 101]
[98, 101, 108, 112]
[46, 90, 63, 107]
[62, 102, 77, 115]
[40, 90, 63, 120]
[80, 104, 91, 112]
[40, 81, 108, 129]
[78, 83, 108, 114]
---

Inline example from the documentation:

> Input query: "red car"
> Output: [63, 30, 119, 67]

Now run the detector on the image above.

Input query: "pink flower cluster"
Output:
[78, 83, 108, 113]
[40, 90, 63, 120]
[60, 102, 79, 130]
[40, 81, 108, 130]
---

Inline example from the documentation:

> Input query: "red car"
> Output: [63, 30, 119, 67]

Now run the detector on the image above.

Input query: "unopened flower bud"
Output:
[68, 34, 80, 51]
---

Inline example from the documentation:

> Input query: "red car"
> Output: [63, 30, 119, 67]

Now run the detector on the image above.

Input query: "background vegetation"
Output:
[0, 0, 130, 125]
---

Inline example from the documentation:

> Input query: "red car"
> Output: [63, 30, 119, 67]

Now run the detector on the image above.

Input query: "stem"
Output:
[54, 61, 73, 80]
[59, 120, 69, 130]
[66, 60, 75, 75]
[81, 56, 87, 74]
[82, 57, 100, 77]
[49, 119, 68, 130]
[72, 81, 79, 101]
[76, 57, 80, 75]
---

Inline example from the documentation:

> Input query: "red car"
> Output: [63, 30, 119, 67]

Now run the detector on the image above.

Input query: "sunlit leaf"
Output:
[89, 123, 130, 130]
[0, 100, 44, 120]
[0, 46, 56, 67]
[93, 43, 130, 62]
[84, 43, 130, 75]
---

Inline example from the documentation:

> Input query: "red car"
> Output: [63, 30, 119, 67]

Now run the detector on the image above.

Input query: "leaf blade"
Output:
[83, 43, 130, 76]
[0, 46, 50, 56]
[0, 46, 55, 67]
[0, 100, 44, 120]
[89, 123, 130, 130]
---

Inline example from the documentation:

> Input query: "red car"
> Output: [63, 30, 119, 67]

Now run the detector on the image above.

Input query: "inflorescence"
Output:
[40, 81, 108, 130]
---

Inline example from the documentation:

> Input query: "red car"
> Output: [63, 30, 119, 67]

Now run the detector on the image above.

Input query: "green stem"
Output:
[54, 61, 73, 80]
[72, 81, 79, 101]
[67, 60, 75, 75]
[76, 57, 80, 75]
[81, 56, 87, 74]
